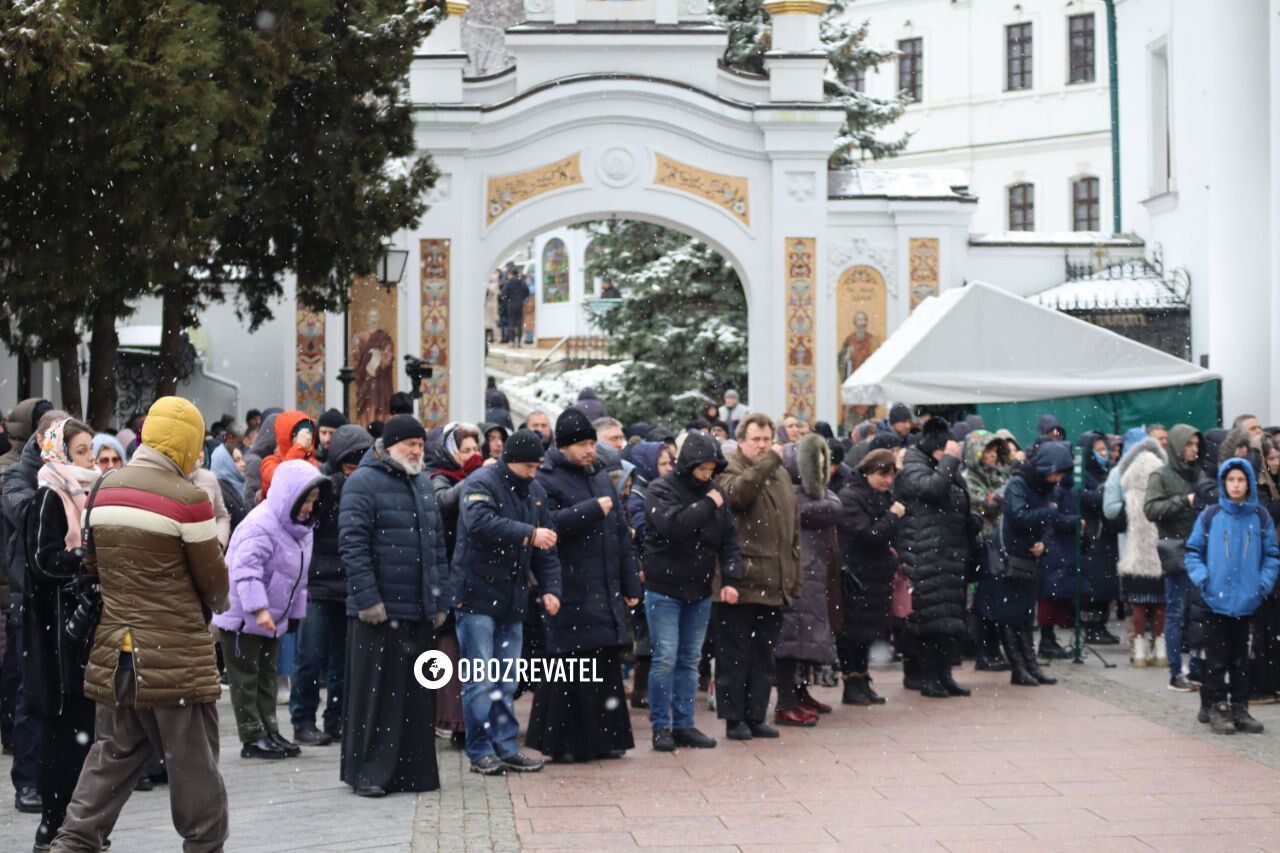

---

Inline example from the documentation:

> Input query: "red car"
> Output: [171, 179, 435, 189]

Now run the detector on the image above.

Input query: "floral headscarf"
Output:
[37, 418, 101, 550]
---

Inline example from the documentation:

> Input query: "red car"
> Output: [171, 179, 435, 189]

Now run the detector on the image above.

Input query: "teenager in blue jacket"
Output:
[1186, 458, 1280, 735]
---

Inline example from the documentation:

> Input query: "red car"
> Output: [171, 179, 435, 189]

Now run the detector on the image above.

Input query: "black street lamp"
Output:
[338, 246, 410, 419]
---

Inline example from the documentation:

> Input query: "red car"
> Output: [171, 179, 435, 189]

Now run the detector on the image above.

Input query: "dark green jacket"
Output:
[1144, 424, 1202, 540]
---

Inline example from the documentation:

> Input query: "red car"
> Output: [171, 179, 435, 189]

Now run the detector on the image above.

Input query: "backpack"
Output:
[1198, 503, 1271, 536]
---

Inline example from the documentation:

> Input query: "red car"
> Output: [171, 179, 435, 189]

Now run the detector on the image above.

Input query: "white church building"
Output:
[1, 0, 1275, 426]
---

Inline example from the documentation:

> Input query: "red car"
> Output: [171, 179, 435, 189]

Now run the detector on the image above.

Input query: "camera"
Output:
[65, 577, 103, 644]
[404, 352, 439, 399]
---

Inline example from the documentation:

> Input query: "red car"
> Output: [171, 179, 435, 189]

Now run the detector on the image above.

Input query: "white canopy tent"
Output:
[842, 281, 1217, 406]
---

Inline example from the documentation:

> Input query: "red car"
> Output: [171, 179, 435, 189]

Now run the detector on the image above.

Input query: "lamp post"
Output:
[338, 246, 411, 419]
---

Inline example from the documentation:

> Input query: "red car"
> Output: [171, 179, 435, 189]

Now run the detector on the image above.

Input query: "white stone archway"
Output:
[294, 0, 977, 430]
[406, 0, 843, 425]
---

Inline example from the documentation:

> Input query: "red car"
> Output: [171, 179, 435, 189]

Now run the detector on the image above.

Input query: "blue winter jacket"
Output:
[339, 442, 451, 622]
[451, 462, 562, 623]
[626, 442, 665, 546]
[1186, 459, 1280, 618]
[535, 446, 640, 654]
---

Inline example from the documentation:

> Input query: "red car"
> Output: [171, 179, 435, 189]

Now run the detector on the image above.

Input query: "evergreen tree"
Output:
[581, 221, 747, 426]
[202, 0, 440, 324]
[713, 0, 908, 166]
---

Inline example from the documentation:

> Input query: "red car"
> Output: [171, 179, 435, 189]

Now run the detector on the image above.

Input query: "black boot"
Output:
[902, 655, 922, 691]
[863, 674, 886, 705]
[938, 663, 971, 697]
[1002, 625, 1039, 686]
[842, 674, 881, 706]
[975, 619, 1011, 672]
[630, 658, 650, 709]
[1038, 625, 1071, 660]
[918, 649, 949, 698]
[1021, 627, 1058, 685]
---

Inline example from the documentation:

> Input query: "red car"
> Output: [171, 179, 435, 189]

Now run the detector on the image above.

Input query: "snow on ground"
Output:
[500, 361, 630, 420]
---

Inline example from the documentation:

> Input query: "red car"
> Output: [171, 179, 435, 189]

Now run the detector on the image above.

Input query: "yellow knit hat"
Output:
[141, 396, 206, 476]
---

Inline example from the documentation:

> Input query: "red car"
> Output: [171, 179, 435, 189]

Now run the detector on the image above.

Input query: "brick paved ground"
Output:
[4, 631, 1280, 851]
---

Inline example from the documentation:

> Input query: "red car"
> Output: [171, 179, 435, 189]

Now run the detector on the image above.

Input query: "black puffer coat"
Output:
[643, 433, 741, 602]
[1075, 431, 1121, 602]
[535, 446, 640, 655]
[837, 469, 899, 644]
[895, 447, 975, 638]
[339, 441, 451, 622]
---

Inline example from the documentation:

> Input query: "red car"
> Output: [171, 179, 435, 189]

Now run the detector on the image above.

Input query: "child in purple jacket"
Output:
[213, 459, 329, 759]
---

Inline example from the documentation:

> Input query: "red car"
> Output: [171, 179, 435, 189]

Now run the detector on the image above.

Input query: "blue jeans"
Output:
[456, 611, 523, 762]
[1165, 573, 1191, 678]
[276, 632, 296, 678]
[288, 600, 347, 733]
[645, 591, 712, 731]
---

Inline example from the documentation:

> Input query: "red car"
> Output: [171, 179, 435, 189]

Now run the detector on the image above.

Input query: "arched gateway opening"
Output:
[484, 216, 752, 426]
[290, 0, 975, 429]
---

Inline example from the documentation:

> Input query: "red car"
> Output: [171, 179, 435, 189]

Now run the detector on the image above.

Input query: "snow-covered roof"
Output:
[969, 231, 1145, 248]
[1036, 275, 1188, 310]
[842, 281, 1216, 406]
[827, 169, 973, 200]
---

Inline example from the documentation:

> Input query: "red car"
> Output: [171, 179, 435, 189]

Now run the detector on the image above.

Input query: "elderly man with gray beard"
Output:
[338, 415, 452, 797]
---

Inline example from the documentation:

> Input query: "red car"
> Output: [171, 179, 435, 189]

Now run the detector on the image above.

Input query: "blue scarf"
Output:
[210, 444, 245, 489]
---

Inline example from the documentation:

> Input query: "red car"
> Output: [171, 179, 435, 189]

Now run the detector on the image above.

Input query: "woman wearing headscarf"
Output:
[425, 422, 484, 747]
[773, 434, 842, 725]
[993, 442, 1077, 686]
[211, 442, 250, 532]
[963, 430, 1013, 673]
[23, 418, 102, 849]
[1074, 431, 1123, 646]
[91, 434, 126, 473]
[836, 448, 902, 705]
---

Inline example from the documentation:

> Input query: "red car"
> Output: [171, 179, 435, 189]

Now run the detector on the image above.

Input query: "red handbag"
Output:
[890, 568, 912, 619]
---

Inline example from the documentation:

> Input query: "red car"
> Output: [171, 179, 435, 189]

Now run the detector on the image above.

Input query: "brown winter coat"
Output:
[82, 402, 229, 710]
[717, 447, 802, 607]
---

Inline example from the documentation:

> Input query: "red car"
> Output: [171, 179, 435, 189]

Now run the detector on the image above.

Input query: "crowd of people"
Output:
[0, 385, 1277, 850]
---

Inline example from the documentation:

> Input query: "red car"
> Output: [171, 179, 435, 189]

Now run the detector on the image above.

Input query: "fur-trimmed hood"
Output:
[783, 433, 830, 500]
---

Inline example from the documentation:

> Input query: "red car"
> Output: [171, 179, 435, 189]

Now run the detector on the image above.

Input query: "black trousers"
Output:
[38, 694, 96, 838]
[1204, 612, 1251, 706]
[836, 640, 870, 676]
[714, 604, 782, 724]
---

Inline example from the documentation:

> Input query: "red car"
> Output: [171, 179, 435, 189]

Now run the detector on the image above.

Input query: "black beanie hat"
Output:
[889, 402, 913, 425]
[555, 407, 596, 448]
[918, 417, 952, 457]
[504, 429, 545, 464]
[318, 408, 347, 430]
[382, 414, 426, 449]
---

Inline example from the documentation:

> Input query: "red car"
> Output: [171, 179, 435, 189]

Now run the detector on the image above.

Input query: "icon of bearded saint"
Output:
[352, 309, 395, 426]
[839, 311, 881, 381]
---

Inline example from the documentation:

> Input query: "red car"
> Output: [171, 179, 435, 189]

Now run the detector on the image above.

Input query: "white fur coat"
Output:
[1118, 450, 1164, 579]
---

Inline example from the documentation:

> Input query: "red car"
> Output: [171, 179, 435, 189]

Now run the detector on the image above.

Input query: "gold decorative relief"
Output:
[653, 154, 750, 225]
[486, 155, 583, 226]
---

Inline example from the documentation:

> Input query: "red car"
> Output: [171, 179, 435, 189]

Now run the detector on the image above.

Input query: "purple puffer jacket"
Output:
[212, 460, 328, 638]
